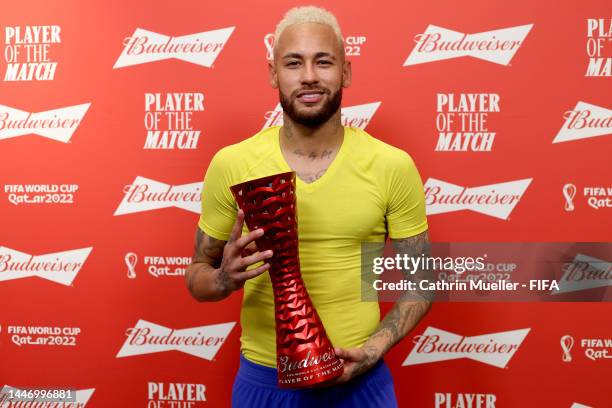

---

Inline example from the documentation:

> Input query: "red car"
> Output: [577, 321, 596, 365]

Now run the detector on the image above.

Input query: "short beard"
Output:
[280, 87, 342, 128]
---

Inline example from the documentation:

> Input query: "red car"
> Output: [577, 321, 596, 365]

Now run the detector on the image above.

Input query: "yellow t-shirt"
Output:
[198, 125, 428, 367]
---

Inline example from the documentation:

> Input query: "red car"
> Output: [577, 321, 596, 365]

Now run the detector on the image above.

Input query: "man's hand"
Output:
[215, 209, 274, 294]
[332, 345, 381, 384]
[185, 209, 274, 301]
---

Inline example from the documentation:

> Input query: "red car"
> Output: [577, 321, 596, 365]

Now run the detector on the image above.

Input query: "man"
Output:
[185, 6, 431, 407]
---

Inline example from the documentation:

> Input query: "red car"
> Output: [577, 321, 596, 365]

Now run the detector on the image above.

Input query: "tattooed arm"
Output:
[185, 210, 273, 302]
[334, 230, 432, 382]
[185, 228, 227, 302]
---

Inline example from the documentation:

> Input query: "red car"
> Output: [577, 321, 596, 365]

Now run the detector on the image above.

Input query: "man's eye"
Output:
[318, 60, 332, 65]
[287, 61, 300, 67]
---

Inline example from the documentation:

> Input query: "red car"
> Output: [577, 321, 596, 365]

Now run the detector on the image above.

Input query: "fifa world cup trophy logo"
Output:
[264, 33, 275, 61]
[125, 252, 138, 279]
[562, 184, 577, 212]
[231, 172, 343, 388]
[560, 334, 574, 362]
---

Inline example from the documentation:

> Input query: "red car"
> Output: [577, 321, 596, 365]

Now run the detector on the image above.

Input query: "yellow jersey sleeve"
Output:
[385, 149, 429, 239]
[198, 147, 238, 241]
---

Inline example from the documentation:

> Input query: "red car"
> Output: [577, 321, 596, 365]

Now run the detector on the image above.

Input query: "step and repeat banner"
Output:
[0, 0, 610, 407]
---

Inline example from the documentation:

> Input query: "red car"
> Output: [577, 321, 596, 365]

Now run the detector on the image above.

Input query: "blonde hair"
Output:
[273, 6, 344, 55]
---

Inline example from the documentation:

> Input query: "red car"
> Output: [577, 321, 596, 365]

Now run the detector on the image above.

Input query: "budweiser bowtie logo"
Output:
[424, 178, 532, 220]
[402, 327, 530, 368]
[0, 386, 95, 406]
[553, 101, 612, 143]
[0, 103, 90, 143]
[552, 254, 611, 294]
[114, 27, 234, 69]
[263, 102, 381, 129]
[116, 319, 235, 360]
[404, 24, 533, 66]
[0, 246, 92, 286]
[114, 176, 201, 216]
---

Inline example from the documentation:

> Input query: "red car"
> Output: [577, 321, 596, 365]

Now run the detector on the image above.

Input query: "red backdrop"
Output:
[1, 0, 610, 407]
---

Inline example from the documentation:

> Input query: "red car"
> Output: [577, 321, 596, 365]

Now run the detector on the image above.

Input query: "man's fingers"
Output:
[240, 250, 273, 269]
[327, 362, 353, 385]
[335, 347, 359, 361]
[238, 263, 271, 281]
[234, 227, 264, 250]
[229, 210, 267, 253]
[229, 209, 245, 243]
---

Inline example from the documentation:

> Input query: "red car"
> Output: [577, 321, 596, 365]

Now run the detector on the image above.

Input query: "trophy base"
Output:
[276, 347, 344, 389]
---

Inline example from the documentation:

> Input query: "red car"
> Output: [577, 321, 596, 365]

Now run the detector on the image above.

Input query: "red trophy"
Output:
[230, 171, 343, 388]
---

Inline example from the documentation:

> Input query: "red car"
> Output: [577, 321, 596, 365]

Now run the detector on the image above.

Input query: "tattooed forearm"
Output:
[367, 297, 430, 354]
[213, 266, 231, 297]
[364, 298, 430, 359]
[192, 228, 205, 261]
[192, 228, 222, 267]
[363, 230, 432, 357]
[371, 305, 401, 346]
[186, 228, 227, 301]
[392, 230, 434, 302]
[187, 266, 199, 293]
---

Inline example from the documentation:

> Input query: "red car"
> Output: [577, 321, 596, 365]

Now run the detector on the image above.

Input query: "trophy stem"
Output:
[231, 171, 344, 388]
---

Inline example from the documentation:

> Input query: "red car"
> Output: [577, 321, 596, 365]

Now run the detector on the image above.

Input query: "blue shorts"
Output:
[232, 354, 398, 408]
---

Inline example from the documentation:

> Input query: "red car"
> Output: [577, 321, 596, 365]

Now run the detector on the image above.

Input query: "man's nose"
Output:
[300, 62, 318, 84]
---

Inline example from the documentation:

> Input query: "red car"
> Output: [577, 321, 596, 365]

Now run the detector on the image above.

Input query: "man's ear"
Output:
[268, 60, 278, 89]
[342, 60, 352, 88]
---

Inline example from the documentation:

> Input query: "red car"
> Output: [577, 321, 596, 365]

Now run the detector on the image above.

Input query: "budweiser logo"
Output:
[114, 27, 234, 69]
[404, 24, 532, 66]
[278, 347, 337, 373]
[552, 254, 611, 294]
[424, 178, 532, 220]
[553, 101, 612, 143]
[116, 319, 235, 360]
[0, 103, 90, 143]
[402, 327, 530, 368]
[263, 102, 381, 129]
[0, 386, 95, 407]
[114, 176, 201, 215]
[0, 247, 92, 286]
